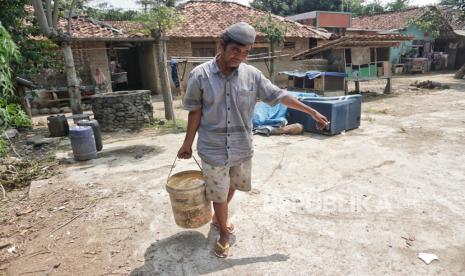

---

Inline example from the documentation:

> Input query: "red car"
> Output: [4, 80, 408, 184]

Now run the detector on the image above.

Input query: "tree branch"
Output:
[32, 0, 51, 36]
[52, 0, 59, 30]
[46, 0, 53, 27]
[67, 0, 77, 35]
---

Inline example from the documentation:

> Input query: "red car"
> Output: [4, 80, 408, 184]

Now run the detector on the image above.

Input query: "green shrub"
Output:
[0, 138, 7, 156]
[0, 99, 31, 130]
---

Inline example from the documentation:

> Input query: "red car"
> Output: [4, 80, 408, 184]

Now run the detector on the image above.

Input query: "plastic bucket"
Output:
[166, 161, 211, 228]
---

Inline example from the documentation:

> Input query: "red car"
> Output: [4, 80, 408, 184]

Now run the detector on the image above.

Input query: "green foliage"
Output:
[0, 23, 20, 98]
[136, 0, 178, 10]
[0, 0, 65, 82]
[386, 0, 410, 12]
[251, 0, 343, 16]
[253, 13, 286, 46]
[0, 0, 29, 36]
[345, 0, 366, 17]
[84, 3, 139, 21]
[0, 138, 7, 157]
[134, 5, 180, 32]
[408, 9, 444, 38]
[250, 0, 395, 17]
[17, 39, 65, 78]
[440, 0, 462, 6]
[250, 0, 299, 16]
[439, 0, 465, 17]
[0, 99, 32, 131]
[360, 1, 385, 15]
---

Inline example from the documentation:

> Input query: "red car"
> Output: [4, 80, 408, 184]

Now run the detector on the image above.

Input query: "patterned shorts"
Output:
[202, 159, 252, 203]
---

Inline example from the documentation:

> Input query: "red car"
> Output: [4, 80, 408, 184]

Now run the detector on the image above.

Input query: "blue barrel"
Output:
[47, 115, 69, 137]
[69, 126, 97, 161]
[77, 119, 103, 152]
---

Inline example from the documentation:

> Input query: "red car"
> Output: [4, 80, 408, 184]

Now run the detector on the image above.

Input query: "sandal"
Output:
[214, 240, 230, 258]
[211, 222, 235, 234]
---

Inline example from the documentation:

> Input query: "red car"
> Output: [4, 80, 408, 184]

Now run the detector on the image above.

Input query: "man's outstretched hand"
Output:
[313, 112, 330, 131]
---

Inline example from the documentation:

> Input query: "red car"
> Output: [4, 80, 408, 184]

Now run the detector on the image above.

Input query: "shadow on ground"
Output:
[130, 230, 289, 276]
[97, 144, 163, 159]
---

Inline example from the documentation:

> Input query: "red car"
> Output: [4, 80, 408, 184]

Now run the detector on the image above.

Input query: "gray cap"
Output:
[224, 22, 256, 45]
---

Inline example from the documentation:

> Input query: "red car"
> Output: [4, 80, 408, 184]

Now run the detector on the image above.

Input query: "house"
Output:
[286, 11, 352, 35]
[55, 17, 157, 93]
[437, 5, 465, 69]
[164, 1, 333, 88]
[351, 6, 461, 71]
[23, 9, 159, 113]
[106, 1, 334, 89]
[292, 34, 413, 94]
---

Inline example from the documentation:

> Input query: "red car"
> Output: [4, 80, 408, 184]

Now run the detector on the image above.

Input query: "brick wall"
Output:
[167, 38, 193, 58]
[166, 37, 312, 91]
[83, 42, 111, 88]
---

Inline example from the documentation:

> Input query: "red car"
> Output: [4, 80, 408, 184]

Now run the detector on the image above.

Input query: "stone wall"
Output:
[91, 90, 154, 132]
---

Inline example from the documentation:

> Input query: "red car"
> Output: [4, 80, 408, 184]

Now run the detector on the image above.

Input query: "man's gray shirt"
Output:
[183, 59, 288, 167]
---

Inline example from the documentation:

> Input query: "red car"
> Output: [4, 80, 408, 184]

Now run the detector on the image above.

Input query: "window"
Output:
[283, 41, 296, 49]
[191, 42, 217, 57]
[309, 38, 318, 49]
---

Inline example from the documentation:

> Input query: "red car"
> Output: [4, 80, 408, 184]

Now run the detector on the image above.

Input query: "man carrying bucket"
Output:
[177, 22, 329, 258]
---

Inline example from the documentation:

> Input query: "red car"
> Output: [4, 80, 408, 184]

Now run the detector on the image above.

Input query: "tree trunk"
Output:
[154, 34, 175, 121]
[454, 62, 465, 79]
[152, 43, 163, 95]
[62, 43, 82, 114]
[269, 41, 276, 83]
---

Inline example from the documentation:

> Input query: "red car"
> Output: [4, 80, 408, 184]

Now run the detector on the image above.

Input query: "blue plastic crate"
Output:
[287, 95, 362, 135]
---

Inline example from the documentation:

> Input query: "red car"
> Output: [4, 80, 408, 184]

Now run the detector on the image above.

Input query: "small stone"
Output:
[2, 128, 18, 139]
[26, 135, 59, 147]
[39, 108, 50, 114]
[50, 107, 60, 114]
[61, 106, 72, 113]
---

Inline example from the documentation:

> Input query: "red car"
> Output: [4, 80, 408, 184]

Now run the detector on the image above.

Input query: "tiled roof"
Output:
[166, 1, 332, 39]
[292, 34, 413, 60]
[25, 6, 150, 41]
[59, 17, 150, 40]
[352, 7, 427, 31]
[104, 21, 147, 37]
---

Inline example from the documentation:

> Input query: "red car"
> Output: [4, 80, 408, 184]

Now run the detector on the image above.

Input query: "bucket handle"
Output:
[166, 155, 202, 185]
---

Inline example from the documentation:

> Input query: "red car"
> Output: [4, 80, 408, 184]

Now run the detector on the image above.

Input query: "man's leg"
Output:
[212, 187, 235, 226]
[213, 201, 229, 246]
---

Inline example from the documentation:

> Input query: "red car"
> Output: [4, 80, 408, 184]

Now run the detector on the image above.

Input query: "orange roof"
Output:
[352, 7, 427, 31]
[166, 1, 332, 39]
[59, 17, 151, 41]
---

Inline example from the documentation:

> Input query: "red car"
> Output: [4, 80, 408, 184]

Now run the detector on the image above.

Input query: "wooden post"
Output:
[344, 80, 348, 95]
[151, 43, 163, 95]
[152, 30, 175, 121]
[355, 81, 360, 93]
[62, 42, 82, 115]
[384, 77, 392, 94]
[17, 86, 32, 118]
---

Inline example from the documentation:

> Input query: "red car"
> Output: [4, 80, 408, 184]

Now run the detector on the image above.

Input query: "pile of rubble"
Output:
[410, 80, 450, 90]
[0, 155, 58, 192]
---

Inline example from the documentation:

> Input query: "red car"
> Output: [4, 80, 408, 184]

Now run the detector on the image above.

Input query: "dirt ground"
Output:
[1, 72, 465, 275]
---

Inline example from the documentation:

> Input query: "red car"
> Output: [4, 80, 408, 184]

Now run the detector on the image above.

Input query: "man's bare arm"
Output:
[178, 109, 202, 159]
